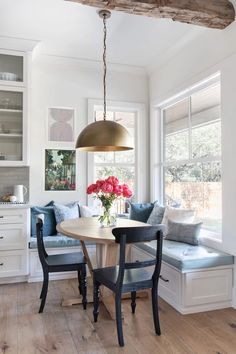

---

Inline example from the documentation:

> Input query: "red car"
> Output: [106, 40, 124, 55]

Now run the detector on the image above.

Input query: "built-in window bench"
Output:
[28, 227, 234, 315]
[28, 236, 96, 282]
[132, 240, 234, 314]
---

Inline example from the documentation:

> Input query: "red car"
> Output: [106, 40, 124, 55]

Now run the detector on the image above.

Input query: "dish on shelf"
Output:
[0, 72, 18, 81]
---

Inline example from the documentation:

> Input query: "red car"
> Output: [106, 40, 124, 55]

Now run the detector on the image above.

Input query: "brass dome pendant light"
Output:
[75, 10, 133, 152]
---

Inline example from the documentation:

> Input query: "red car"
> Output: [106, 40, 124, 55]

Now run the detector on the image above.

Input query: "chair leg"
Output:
[151, 284, 161, 336]
[39, 285, 43, 299]
[93, 280, 100, 322]
[39, 271, 49, 313]
[80, 265, 87, 310]
[78, 270, 82, 295]
[131, 291, 136, 314]
[115, 293, 124, 347]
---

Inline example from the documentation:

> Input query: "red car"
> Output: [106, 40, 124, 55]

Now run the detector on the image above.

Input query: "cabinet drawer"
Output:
[0, 250, 28, 277]
[0, 209, 27, 224]
[0, 224, 26, 250]
[159, 262, 181, 304]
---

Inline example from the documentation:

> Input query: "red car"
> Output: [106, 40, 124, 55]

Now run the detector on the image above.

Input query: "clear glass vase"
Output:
[99, 206, 117, 228]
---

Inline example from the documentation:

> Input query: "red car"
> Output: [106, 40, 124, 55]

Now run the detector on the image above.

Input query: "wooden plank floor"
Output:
[0, 279, 236, 354]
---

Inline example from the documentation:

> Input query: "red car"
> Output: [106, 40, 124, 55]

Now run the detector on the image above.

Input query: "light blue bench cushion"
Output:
[29, 234, 81, 249]
[137, 239, 234, 271]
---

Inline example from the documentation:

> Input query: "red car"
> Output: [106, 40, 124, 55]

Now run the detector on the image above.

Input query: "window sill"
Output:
[199, 229, 222, 251]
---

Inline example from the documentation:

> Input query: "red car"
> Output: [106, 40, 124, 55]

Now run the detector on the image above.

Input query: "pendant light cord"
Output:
[103, 14, 107, 121]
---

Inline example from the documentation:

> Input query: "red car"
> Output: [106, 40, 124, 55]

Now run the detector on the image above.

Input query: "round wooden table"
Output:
[57, 217, 148, 318]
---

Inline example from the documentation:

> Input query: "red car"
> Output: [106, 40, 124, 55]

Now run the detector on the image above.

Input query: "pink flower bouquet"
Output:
[87, 176, 132, 227]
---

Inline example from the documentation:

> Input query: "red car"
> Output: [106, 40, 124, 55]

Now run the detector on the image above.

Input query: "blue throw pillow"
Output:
[165, 220, 202, 246]
[45, 200, 54, 207]
[53, 202, 79, 224]
[31, 206, 57, 237]
[147, 203, 166, 225]
[128, 202, 156, 223]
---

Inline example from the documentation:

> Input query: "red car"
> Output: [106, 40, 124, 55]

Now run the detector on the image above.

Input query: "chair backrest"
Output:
[36, 215, 48, 268]
[112, 226, 163, 289]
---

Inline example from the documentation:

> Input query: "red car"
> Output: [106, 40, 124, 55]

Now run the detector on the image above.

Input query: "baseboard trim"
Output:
[0, 275, 28, 284]
[159, 292, 232, 314]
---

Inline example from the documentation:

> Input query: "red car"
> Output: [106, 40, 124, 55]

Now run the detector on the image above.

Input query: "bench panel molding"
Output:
[184, 268, 232, 306]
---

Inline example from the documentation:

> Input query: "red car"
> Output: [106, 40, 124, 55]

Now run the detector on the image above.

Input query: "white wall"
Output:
[149, 21, 236, 306]
[29, 54, 149, 206]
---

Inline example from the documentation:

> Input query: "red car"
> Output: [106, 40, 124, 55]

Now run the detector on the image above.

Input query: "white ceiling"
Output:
[0, 0, 211, 70]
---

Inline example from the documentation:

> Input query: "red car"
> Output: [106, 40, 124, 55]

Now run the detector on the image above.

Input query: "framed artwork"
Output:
[45, 149, 76, 191]
[48, 107, 75, 142]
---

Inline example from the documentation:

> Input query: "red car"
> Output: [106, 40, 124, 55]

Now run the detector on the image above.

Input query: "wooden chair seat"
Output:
[46, 252, 86, 269]
[93, 266, 153, 293]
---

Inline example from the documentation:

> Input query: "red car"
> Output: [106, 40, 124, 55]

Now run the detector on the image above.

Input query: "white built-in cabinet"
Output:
[0, 49, 28, 166]
[0, 206, 30, 281]
[132, 245, 233, 314]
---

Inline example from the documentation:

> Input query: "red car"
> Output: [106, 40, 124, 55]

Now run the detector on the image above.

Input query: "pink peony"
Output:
[121, 184, 133, 198]
[96, 180, 104, 191]
[87, 176, 132, 202]
[101, 182, 113, 193]
[113, 184, 123, 196]
[106, 176, 119, 186]
[87, 183, 98, 194]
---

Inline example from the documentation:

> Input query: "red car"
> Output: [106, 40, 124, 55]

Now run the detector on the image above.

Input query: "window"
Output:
[162, 82, 222, 239]
[88, 103, 138, 214]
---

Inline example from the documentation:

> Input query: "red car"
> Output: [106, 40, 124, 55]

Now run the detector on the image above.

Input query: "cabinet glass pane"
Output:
[0, 90, 23, 161]
[0, 54, 23, 83]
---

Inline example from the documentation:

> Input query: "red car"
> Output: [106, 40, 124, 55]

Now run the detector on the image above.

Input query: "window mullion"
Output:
[113, 111, 116, 163]
[189, 96, 192, 160]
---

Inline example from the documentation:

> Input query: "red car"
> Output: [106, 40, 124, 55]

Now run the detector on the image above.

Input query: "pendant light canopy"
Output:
[75, 9, 133, 152]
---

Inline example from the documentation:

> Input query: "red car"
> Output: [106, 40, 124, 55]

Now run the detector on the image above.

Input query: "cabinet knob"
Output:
[0, 263, 3, 266]
[0, 236, 3, 239]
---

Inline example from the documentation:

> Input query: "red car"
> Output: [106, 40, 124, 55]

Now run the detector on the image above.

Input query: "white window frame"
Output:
[87, 99, 144, 207]
[151, 72, 222, 245]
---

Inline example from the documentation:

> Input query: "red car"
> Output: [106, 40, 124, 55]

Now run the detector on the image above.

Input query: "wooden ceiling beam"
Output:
[67, 0, 235, 29]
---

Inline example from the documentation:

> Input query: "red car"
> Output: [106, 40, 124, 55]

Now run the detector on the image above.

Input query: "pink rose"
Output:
[106, 176, 119, 186]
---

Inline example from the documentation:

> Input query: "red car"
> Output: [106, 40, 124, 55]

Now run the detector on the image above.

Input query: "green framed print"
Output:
[45, 149, 76, 191]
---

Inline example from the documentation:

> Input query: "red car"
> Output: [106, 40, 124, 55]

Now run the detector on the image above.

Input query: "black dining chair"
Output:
[36, 216, 87, 313]
[93, 226, 163, 347]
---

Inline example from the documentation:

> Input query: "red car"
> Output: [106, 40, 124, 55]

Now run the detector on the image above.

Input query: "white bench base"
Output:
[132, 246, 233, 314]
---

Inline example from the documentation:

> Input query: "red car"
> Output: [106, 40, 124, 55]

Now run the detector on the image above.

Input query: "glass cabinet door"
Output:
[0, 53, 24, 84]
[0, 90, 23, 162]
